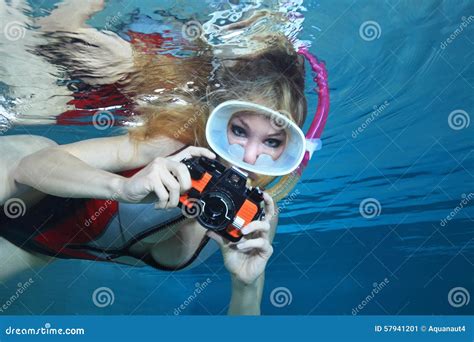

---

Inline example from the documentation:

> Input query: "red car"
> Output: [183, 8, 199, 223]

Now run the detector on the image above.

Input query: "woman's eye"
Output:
[265, 138, 282, 148]
[231, 125, 247, 137]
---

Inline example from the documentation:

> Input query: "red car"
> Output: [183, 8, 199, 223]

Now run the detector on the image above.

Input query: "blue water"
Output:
[1, 0, 473, 315]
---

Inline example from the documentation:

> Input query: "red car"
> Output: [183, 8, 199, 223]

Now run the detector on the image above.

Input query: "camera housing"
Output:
[178, 156, 264, 242]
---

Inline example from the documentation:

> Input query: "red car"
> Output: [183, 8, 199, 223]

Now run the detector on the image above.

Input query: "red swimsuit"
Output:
[0, 165, 211, 270]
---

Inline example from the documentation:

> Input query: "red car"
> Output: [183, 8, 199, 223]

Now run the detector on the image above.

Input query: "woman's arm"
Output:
[13, 133, 182, 200]
[227, 212, 278, 315]
[228, 273, 265, 315]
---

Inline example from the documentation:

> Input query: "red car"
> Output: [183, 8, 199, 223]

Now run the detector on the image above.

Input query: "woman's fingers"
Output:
[160, 170, 181, 208]
[171, 146, 216, 161]
[168, 161, 192, 193]
[186, 146, 216, 159]
[241, 220, 271, 237]
[152, 180, 169, 209]
[236, 238, 273, 257]
[262, 191, 275, 222]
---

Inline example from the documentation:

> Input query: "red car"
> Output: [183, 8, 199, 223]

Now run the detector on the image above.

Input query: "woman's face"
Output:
[227, 111, 287, 166]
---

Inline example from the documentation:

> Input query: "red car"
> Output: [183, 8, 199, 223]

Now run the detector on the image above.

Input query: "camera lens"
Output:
[198, 192, 235, 231]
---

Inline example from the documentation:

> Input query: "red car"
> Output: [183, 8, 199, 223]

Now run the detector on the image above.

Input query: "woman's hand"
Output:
[119, 146, 215, 208]
[207, 192, 275, 285]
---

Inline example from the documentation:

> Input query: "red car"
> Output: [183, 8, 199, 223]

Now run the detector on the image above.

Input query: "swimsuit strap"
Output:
[0, 144, 217, 271]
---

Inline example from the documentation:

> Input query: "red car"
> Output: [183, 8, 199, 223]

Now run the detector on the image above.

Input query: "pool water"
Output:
[0, 0, 473, 315]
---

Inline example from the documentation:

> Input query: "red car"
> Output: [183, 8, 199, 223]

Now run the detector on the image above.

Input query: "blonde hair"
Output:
[127, 33, 307, 200]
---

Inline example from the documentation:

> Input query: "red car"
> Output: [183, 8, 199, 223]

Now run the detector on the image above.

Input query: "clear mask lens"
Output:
[206, 100, 306, 176]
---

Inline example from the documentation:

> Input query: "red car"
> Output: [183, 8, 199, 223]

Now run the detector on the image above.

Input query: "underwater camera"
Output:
[178, 156, 264, 242]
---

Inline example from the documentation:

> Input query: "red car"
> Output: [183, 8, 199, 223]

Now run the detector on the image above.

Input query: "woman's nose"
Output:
[242, 141, 259, 165]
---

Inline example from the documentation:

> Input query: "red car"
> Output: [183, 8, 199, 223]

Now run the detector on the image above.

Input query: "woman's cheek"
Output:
[269, 146, 285, 160]
[227, 134, 238, 145]
[229, 135, 247, 145]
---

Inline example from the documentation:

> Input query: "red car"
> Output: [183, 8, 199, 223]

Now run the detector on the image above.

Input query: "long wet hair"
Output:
[127, 33, 307, 193]
[31, 6, 308, 199]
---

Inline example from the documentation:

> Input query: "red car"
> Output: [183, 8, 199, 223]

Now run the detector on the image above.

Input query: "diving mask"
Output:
[205, 100, 308, 176]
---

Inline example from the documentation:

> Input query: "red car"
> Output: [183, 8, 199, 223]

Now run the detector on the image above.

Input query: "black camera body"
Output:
[178, 157, 264, 242]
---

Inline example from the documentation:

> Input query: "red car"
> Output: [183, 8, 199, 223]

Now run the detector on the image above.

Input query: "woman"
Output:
[0, 1, 308, 315]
